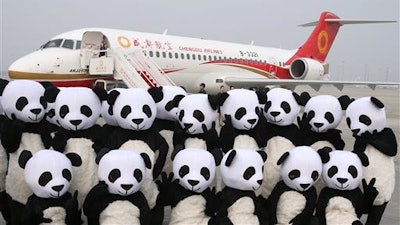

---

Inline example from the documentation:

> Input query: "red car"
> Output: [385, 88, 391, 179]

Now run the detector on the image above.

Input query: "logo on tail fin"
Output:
[317, 30, 329, 54]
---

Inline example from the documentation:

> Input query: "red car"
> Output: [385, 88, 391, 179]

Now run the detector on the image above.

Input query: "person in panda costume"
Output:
[172, 93, 220, 151]
[345, 96, 397, 225]
[218, 89, 267, 153]
[105, 88, 168, 225]
[100, 88, 125, 135]
[315, 147, 378, 225]
[157, 147, 222, 225]
[0, 79, 52, 225]
[83, 149, 152, 225]
[215, 148, 267, 225]
[297, 93, 350, 150]
[44, 86, 107, 211]
[0, 79, 9, 222]
[258, 87, 304, 200]
[266, 146, 322, 225]
[148, 86, 187, 175]
[18, 149, 82, 225]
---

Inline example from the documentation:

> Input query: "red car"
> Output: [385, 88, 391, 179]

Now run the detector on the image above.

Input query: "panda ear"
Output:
[165, 94, 185, 112]
[66, 152, 82, 167]
[39, 81, 54, 89]
[317, 147, 332, 164]
[338, 95, 354, 110]
[354, 151, 369, 167]
[225, 149, 237, 167]
[217, 92, 229, 107]
[277, 152, 289, 165]
[210, 148, 223, 166]
[255, 90, 267, 104]
[44, 86, 60, 103]
[257, 150, 268, 163]
[18, 150, 33, 169]
[299, 92, 311, 106]
[92, 86, 107, 101]
[148, 86, 164, 103]
[171, 145, 184, 161]
[207, 94, 219, 110]
[107, 90, 120, 107]
[292, 92, 303, 106]
[96, 148, 112, 164]
[0, 79, 9, 96]
[370, 97, 384, 109]
[140, 153, 152, 169]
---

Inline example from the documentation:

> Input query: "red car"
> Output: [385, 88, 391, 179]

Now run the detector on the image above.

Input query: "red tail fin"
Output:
[287, 12, 342, 63]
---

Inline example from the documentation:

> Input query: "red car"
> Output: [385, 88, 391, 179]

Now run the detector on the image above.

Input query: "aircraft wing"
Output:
[223, 76, 400, 91]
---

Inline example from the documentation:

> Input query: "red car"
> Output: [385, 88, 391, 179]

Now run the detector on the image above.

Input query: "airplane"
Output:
[7, 11, 397, 94]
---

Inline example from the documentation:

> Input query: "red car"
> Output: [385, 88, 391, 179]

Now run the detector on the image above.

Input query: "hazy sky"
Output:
[1, 0, 398, 81]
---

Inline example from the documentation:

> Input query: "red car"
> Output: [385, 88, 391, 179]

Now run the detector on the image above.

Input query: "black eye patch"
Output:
[264, 101, 272, 112]
[143, 105, 152, 118]
[134, 169, 143, 182]
[243, 167, 255, 180]
[62, 169, 72, 181]
[359, 115, 372, 126]
[311, 171, 319, 181]
[201, 167, 210, 180]
[40, 96, 47, 108]
[108, 169, 121, 183]
[328, 166, 338, 178]
[47, 109, 55, 118]
[193, 110, 205, 122]
[16, 97, 28, 111]
[178, 110, 184, 121]
[346, 117, 351, 127]
[325, 112, 334, 124]
[179, 165, 189, 178]
[307, 110, 315, 120]
[348, 165, 358, 178]
[288, 169, 300, 180]
[235, 107, 247, 120]
[121, 105, 131, 119]
[39, 171, 52, 186]
[81, 105, 92, 117]
[59, 105, 69, 119]
[281, 101, 291, 113]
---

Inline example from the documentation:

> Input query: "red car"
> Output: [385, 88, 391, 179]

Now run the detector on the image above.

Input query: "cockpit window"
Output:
[41, 39, 63, 49]
[62, 39, 74, 49]
[76, 41, 81, 50]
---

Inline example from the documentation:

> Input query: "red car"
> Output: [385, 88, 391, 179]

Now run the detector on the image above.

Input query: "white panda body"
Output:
[170, 195, 209, 225]
[233, 134, 259, 150]
[276, 191, 306, 224]
[325, 196, 358, 225]
[43, 206, 67, 225]
[227, 196, 259, 225]
[184, 137, 207, 149]
[100, 200, 140, 225]
[0, 145, 7, 192]
[159, 129, 174, 174]
[65, 138, 98, 208]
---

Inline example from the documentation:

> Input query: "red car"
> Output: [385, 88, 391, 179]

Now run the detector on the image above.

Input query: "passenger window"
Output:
[162, 52, 166, 58]
[169, 52, 173, 58]
[203, 55, 207, 61]
[156, 51, 160, 57]
[149, 51, 154, 57]
[75, 41, 81, 49]
[181, 53, 185, 59]
[42, 39, 63, 49]
[192, 54, 196, 60]
[175, 53, 179, 59]
[62, 39, 74, 49]
[198, 54, 201, 60]
[187, 54, 190, 60]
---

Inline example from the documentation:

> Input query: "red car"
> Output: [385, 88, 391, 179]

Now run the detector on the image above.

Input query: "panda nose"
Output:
[70, 120, 82, 126]
[314, 122, 323, 128]
[247, 119, 256, 125]
[257, 179, 263, 185]
[300, 183, 310, 189]
[121, 184, 133, 191]
[351, 129, 360, 134]
[132, 118, 144, 125]
[184, 123, 193, 129]
[188, 179, 199, 186]
[52, 185, 64, 192]
[270, 111, 280, 117]
[337, 178, 348, 184]
[31, 108, 42, 115]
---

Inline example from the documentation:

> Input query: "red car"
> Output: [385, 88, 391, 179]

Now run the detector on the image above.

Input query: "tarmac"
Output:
[0, 85, 398, 225]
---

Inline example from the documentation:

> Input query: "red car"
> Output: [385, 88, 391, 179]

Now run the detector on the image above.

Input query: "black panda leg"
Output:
[150, 204, 165, 225]
[0, 191, 10, 223]
[365, 202, 387, 225]
[7, 197, 26, 225]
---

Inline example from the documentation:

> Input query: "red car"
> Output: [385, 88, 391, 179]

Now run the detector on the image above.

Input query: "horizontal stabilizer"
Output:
[300, 19, 397, 27]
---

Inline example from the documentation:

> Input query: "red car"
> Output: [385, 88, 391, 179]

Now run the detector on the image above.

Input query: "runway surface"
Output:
[0, 85, 398, 224]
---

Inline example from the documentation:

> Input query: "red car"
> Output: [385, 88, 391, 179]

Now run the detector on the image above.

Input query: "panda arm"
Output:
[89, 124, 107, 153]
[203, 187, 218, 217]
[23, 195, 52, 225]
[1, 119, 23, 153]
[173, 121, 187, 148]
[370, 128, 398, 156]
[83, 182, 109, 225]
[39, 120, 52, 149]
[51, 130, 68, 152]
[132, 192, 151, 225]
[289, 187, 317, 225]
[254, 115, 267, 148]
[326, 129, 345, 150]
[266, 181, 290, 224]
[219, 115, 235, 153]
[153, 132, 168, 178]
[64, 191, 80, 225]
[315, 188, 334, 225]
[214, 189, 234, 225]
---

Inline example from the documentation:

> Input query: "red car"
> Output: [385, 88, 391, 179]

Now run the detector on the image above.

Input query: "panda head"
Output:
[345, 97, 386, 136]
[108, 88, 157, 131]
[97, 149, 151, 196]
[176, 94, 218, 134]
[45, 86, 106, 130]
[172, 148, 221, 193]
[100, 88, 125, 127]
[264, 88, 301, 126]
[148, 86, 187, 122]
[219, 89, 266, 130]
[0, 80, 46, 123]
[318, 147, 368, 190]
[220, 148, 267, 191]
[19, 149, 82, 198]
[303, 95, 346, 133]
[278, 146, 322, 192]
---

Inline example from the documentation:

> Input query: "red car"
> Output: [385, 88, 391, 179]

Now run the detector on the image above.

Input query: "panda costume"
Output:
[157, 147, 222, 225]
[100, 88, 125, 136]
[215, 148, 267, 225]
[0, 79, 9, 222]
[18, 149, 82, 225]
[259, 88, 304, 199]
[0, 80, 52, 225]
[315, 148, 377, 225]
[218, 89, 267, 153]
[345, 96, 397, 225]
[84, 149, 152, 225]
[44, 86, 107, 210]
[266, 146, 322, 225]
[105, 88, 168, 225]
[148, 86, 187, 175]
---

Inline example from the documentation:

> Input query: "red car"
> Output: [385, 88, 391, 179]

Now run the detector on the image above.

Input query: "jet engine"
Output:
[289, 58, 324, 80]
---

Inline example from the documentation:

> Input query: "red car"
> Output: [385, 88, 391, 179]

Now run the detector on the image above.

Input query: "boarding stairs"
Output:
[112, 48, 175, 88]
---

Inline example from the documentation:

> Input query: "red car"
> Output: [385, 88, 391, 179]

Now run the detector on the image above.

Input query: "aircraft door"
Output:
[80, 31, 105, 69]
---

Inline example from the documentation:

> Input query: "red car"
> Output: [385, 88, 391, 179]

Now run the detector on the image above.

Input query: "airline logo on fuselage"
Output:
[317, 30, 329, 54]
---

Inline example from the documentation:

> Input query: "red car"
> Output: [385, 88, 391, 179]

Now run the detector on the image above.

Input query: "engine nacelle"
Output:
[289, 58, 324, 80]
